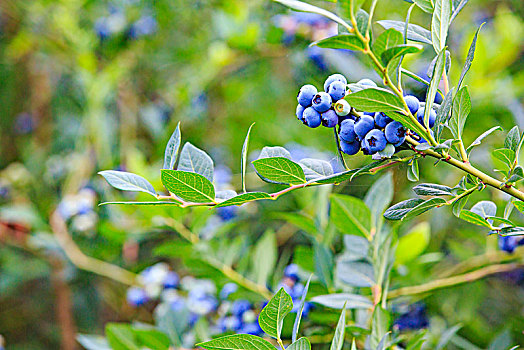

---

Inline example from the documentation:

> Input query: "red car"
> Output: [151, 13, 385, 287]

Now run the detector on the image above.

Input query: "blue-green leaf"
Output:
[273, 0, 352, 31]
[314, 242, 334, 289]
[449, 86, 471, 140]
[466, 126, 502, 154]
[241, 123, 255, 193]
[215, 192, 272, 208]
[412, 183, 453, 196]
[292, 276, 311, 342]
[381, 44, 423, 66]
[310, 293, 373, 309]
[431, 0, 452, 52]
[336, 260, 375, 287]
[504, 126, 520, 153]
[163, 122, 181, 170]
[99, 171, 156, 197]
[384, 198, 425, 220]
[330, 303, 347, 350]
[424, 49, 447, 129]
[458, 24, 483, 89]
[299, 158, 334, 181]
[177, 143, 214, 182]
[288, 338, 311, 350]
[377, 20, 432, 45]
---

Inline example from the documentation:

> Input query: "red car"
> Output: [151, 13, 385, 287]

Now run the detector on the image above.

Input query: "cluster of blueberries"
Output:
[126, 263, 309, 340]
[498, 235, 524, 253]
[57, 187, 98, 232]
[296, 73, 437, 157]
[94, 5, 157, 41]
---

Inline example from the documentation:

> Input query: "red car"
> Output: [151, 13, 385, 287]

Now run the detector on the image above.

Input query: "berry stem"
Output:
[334, 126, 350, 170]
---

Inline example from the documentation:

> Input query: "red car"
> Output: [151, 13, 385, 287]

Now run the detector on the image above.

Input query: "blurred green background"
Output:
[0, 0, 523, 348]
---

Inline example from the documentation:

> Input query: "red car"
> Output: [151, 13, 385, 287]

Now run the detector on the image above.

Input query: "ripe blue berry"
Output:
[339, 119, 357, 143]
[385, 121, 406, 144]
[284, 264, 300, 281]
[416, 106, 436, 128]
[334, 99, 351, 116]
[163, 271, 180, 289]
[232, 300, 252, 317]
[296, 104, 305, 123]
[394, 303, 429, 331]
[323, 73, 347, 91]
[354, 115, 375, 139]
[340, 139, 360, 155]
[327, 80, 347, 101]
[374, 112, 392, 128]
[312, 92, 332, 113]
[418, 130, 435, 143]
[126, 287, 149, 307]
[303, 107, 322, 128]
[358, 78, 377, 88]
[220, 283, 238, 299]
[321, 109, 338, 128]
[404, 95, 420, 115]
[364, 129, 387, 153]
[297, 84, 318, 107]
[361, 138, 371, 155]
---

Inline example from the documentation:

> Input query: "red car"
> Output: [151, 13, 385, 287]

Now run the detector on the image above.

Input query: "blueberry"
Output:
[303, 107, 322, 128]
[404, 95, 420, 115]
[297, 84, 318, 107]
[232, 300, 252, 317]
[217, 206, 238, 221]
[340, 140, 360, 155]
[321, 109, 338, 128]
[129, 15, 158, 39]
[284, 264, 300, 281]
[219, 316, 242, 332]
[220, 282, 238, 299]
[499, 236, 518, 253]
[394, 303, 429, 331]
[416, 106, 436, 128]
[374, 112, 392, 128]
[327, 80, 347, 101]
[364, 129, 387, 153]
[239, 322, 263, 336]
[334, 99, 351, 116]
[361, 138, 371, 155]
[364, 112, 375, 116]
[312, 92, 332, 113]
[385, 121, 406, 144]
[323, 73, 347, 91]
[354, 115, 375, 139]
[339, 119, 357, 143]
[126, 287, 149, 307]
[358, 78, 377, 88]
[296, 104, 305, 123]
[418, 130, 435, 143]
[163, 271, 180, 289]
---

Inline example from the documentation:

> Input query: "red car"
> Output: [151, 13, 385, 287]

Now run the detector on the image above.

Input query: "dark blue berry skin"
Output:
[374, 112, 392, 128]
[312, 92, 332, 113]
[394, 303, 429, 331]
[385, 121, 406, 144]
[416, 106, 436, 128]
[297, 85, 318, 107]
[163, 271, 180, 289]
[323, 73, 347, 91]
[364, 112, 375, 116]
[340, 140, 360, 155]
[327, 80, 347, 101]
[232, 300, 252, 317]
[217, 206, 237, 221]
[321, 109, 338, 128]
[339, 119, 357, 143]
[303, 107, 322, 128]
[418, 130, 435, 143]
[361, 138, 371, 155]
[358, 78, 377, 88]
[498, 236, 524, 253]
[296, 104, 305, 123]
[284, 264, 300, 281]
[126, 287, 149, 307]
[364, 129, 387, 153]
[404, 95, 420, 115]
[354, 115, 375, 139]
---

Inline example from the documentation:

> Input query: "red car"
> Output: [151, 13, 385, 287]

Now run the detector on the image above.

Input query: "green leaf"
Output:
[343, 234, 370, 260]
[364, 173, 394, 229]
[413, 0, 433, 13]
[273, 0, 352, 30]
[436, 325, 462, 350]
[402, 197, 447, 221]
[373, 29, 403, 58]
[310, 293, 373, 309]
[412, 183, 453, 196]
[458, 24, 483, 89]
[311, 34, 365, 51]
[133, 329, 170, 350]
[99, 171, 156, 197]
[292, 276, 311, 342]
[370, 307, 390, 350]
[504, 126, 520, 153]
[452, 192, 470, 217]
[356, 9, 369, 36]
[258, 288, 293, 339]
[407, 159, 419, 182]
[384, 198, 425, 220]
[241, 123, 255, 193]
[105, 323, 140, 350]
[435, 89, 454, 140]
[330, 194, 372, 238]
[492, 148, 516, 169]
[466, 126, 502, 154]
[330, 303, 347, 350]
[381, 44, 423, 66]
[336, 260, 375, 287]
[252, 231, 277, 285]
[299, 158, 334, 181]
[154, 304, 187, 347]
[161, 170, 215, 203]
[215, 192, 272, 208]
[197, 334, 276, 350]
[401, 69, 445, 97]
[177, 142, 214, 182]
[288, 338, 311, 350]
[252, 157, 306, 185]
[459, 210, 493, 228]
[513, 200, 524, 214]
[431, 0, 452, 52]
[499, 226, 524, 236]
[76, 335, 111, 350]
[395, 222, 430, 265]
[272, 212, 317, 234]
[345, 87, 405, 113]
[163, 122, 181, 170]
[377, 20, 432, 45]
[424, 49, 447, 129]
[507, 166, 524, 183]
[449, 86, 471, 140]
[99, 201, 180, 206]
[450, 0, 469, 22]
[314, 242, 334, 289]
[485, 216, 515, 226]
[313, 169, 358, 185]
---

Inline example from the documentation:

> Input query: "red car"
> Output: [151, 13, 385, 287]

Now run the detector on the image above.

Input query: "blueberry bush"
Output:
[1, 0, 524, 349]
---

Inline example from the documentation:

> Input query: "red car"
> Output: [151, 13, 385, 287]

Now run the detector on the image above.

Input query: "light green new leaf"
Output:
[252, 157, 306, 185]
[133, 329, 170, 350]
[330, 194, 372, 238]
[330, 303, 347, 350]
[311, 34, 365, 51]
[459, 210, 493, 228]
[258, 288, 293, 339]
[504, 126, 520, 153]
[395, 222, 431, 265]
[492, 148, 516, 169]
[99, 171, 156, 197]
[413, 0, 433, 13]
[513, 201, 524, 214]
[345, 87, 405, 113]
[241, 123, 255, 193]
[373, 29, 403, 58]
[197, 334, 276, 350]
[161, 170, 215, 203]
[431, 0, 452, 52]
[105, 323, 140, 350]
[215, 192, 272, 208]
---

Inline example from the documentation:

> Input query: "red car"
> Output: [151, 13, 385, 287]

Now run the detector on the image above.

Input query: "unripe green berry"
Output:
[334, 99, 351, 116]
